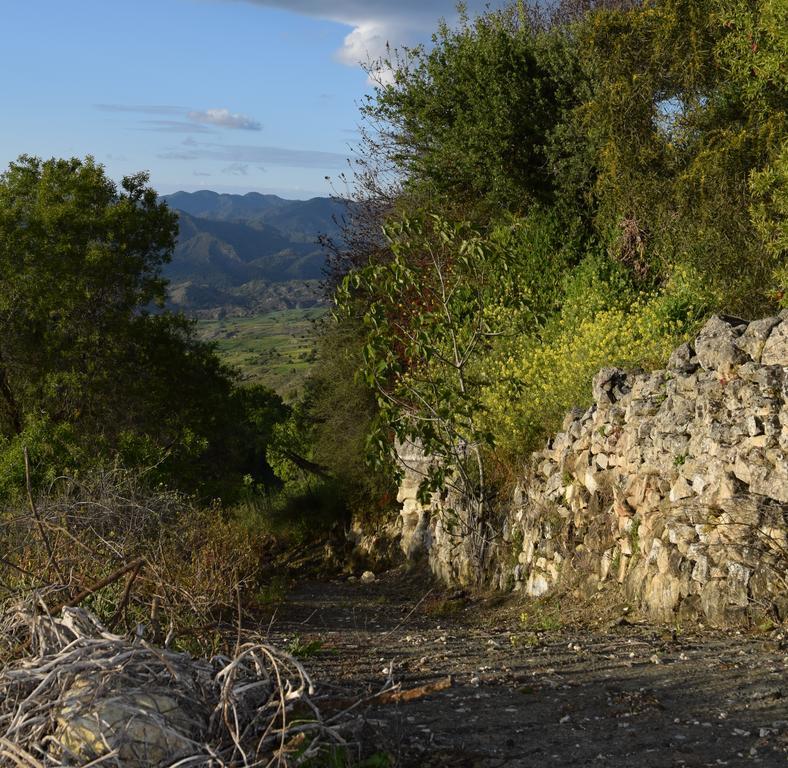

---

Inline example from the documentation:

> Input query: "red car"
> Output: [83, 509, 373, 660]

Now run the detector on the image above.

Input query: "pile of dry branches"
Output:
[0, 463, 355, 765]
[0, 598, 342, 767]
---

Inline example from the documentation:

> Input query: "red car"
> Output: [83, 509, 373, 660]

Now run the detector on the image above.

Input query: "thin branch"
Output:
[23, 448, 65, 586]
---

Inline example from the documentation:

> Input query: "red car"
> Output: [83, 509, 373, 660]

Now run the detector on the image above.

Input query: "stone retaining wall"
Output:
[396, 314, 788, 626]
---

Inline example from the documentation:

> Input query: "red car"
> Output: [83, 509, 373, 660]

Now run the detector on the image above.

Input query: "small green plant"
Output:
[509, 527, 525, 568]
[519, 604, 562, 632]
[610, 548, 621, 576]
[673, 453, 687, 467]
[629, 518, 640, 555]
[255, 574, 289, 606]
[285, 634, 324, 659]
[509, 632, 540, 649]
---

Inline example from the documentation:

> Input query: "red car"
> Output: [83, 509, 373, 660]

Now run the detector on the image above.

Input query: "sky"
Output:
[0, 0, 504, 199]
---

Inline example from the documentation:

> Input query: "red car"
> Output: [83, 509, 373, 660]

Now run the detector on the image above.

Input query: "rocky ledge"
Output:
[397, 314, 788, 627]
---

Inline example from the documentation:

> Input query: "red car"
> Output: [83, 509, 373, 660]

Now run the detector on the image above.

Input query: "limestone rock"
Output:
[592, 367, 629, 406]
[667, 342, 698, 375]
[395, 315, 788, 627]
[694, 315, 748, 373]
[761, 319, 788, 365]
[736, 316, 780, 363]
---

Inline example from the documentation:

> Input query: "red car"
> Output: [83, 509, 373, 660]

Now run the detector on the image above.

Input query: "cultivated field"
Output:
[196, 307, 326, 399]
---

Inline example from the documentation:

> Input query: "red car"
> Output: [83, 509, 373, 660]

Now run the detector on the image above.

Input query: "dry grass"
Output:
[0, 467, 277, 656]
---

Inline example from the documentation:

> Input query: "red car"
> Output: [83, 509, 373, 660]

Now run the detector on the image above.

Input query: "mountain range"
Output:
[160, 191, 347, 315]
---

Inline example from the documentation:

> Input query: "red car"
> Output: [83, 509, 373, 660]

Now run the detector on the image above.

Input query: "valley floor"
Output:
[268, 568, 787, 767]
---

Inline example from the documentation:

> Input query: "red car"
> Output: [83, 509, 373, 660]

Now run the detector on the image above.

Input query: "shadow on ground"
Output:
[267, 566, 787, 767]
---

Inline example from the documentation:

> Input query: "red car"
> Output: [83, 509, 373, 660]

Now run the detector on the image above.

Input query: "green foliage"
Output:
[519, 603, 563, 632]
[0, 155, 291, 500]
[480, 256, 702, 459]
[285, 634, 324, 658]
[303, 0, 788, 530]
[568, 0, 787, 314]
[341, 214, 518, 504]
[0, 155, 175, 435]
[365, 7, 578, 217]
[259, 309, 398, 527]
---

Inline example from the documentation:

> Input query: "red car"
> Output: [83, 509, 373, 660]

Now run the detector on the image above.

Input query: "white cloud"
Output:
[335, 21, 391, 66]
[232, 1, 500, 66]
[95, 104, 262, 132]
[188, 108, 261, 131]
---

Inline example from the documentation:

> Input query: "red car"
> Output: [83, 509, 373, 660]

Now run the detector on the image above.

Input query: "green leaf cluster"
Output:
[330, 0, 786, 493]
[0, 155, 288, 499]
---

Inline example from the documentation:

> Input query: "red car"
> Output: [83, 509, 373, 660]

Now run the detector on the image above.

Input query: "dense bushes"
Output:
[331, 0, 786, 503]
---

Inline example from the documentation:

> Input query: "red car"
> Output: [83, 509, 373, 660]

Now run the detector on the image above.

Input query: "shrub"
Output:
[479, 255, 702, 461]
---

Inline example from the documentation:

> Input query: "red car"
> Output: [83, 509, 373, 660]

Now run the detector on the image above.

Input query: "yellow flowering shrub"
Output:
[478, 261, 707, 462]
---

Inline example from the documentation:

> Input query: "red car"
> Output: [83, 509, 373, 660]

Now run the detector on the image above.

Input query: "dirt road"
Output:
[267, 567, 787, 767]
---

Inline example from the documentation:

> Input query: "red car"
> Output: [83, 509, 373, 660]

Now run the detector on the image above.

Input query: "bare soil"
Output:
[267, 566, 788, 767]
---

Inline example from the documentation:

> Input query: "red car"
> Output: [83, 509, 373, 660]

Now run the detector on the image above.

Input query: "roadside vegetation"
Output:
[327, 0, 786, 510]
[0, 0, 784, 648]
[0, 1, 783, 764]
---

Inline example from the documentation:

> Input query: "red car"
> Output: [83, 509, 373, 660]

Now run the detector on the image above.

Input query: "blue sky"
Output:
[0, 0, 502, 199]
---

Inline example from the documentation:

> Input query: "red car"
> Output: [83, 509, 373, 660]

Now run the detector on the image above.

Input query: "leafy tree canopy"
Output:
[328, 0, 786, 513]
[0, 155, 285, 497]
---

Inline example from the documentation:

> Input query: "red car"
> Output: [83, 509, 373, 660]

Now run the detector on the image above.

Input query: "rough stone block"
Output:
[761, 319, 788, 366]
[736, 316, 781, 363]
[694, 316, 749, 374]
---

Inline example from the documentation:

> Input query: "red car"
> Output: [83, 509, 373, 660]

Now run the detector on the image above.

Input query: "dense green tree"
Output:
[362, 6, 578, 219]
[0, 155, 176, 436]
[569, 0, 786, 313]
[0, 154, 284, 496]
[327, 0, 786, 504]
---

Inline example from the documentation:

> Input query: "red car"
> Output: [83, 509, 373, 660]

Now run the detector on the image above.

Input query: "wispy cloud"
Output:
[189, 108, 261, 131]
[95, 103, 187, 115]
[222, 162, 250, 176]
[158, 139, 347, 170]
[95, 104, 262, 132]
[140, 120, 216, 134]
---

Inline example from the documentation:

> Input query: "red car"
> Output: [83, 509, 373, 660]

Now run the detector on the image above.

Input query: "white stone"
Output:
[761, 320, 788, 365]
[527, 573, 550, 598]
[691, 555, 709, 582]
[669, 477, 694, 502]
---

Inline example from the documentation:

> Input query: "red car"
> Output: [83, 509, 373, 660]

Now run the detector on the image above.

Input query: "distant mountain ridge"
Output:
[162, 190, 346, 239]
[160, 191, 347, 316]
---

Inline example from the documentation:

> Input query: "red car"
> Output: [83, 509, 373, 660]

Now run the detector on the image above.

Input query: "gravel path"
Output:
[267, 567, 788, 767]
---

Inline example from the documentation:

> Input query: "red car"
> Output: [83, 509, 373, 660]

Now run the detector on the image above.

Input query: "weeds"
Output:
[286, 634, 324, 658]
[519, 603, 563, 632]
